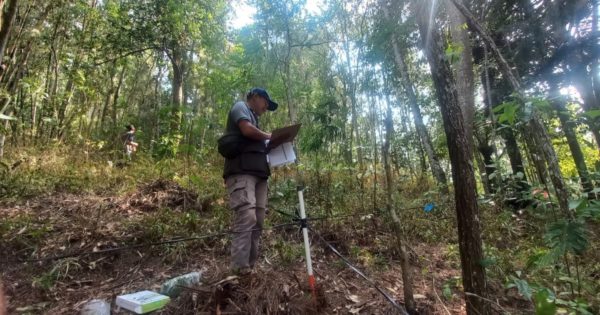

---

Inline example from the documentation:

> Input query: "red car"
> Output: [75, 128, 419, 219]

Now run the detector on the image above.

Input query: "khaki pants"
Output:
[226, 174, 268, 269]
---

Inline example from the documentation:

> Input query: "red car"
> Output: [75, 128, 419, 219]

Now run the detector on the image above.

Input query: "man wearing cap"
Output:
[222, 88, 278, 275]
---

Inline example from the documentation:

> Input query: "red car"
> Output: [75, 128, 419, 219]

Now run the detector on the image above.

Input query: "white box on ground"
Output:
[116, 290, 170, 314]
[268, 142, 296, 167]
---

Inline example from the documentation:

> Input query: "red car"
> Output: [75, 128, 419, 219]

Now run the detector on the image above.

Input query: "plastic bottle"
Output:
[159, 271, 202, 298]
[80, 299, 111, 315]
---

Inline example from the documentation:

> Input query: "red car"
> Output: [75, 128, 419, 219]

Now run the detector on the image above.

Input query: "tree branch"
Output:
[448, 0, 522, 93]
[93, 47, 158, 66]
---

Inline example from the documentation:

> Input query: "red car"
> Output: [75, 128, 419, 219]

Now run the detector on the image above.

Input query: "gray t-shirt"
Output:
[225, 101, 258, 135]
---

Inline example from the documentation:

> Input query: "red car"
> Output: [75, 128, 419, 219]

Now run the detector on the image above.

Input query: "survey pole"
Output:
[297, 185, 317, 299]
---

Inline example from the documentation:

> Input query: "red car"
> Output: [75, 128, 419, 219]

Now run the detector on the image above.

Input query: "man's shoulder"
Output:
[230, 101, 252, 119]
[231, 101, 248, 111]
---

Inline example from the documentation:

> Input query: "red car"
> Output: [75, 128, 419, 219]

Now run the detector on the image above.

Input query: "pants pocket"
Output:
[228, 178, 250, 210]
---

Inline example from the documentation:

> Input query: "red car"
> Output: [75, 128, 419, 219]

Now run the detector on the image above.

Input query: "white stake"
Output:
[297, 185, 316, 298]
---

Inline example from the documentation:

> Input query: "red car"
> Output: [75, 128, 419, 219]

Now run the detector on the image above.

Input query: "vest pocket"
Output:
[240, 152, 269, 174]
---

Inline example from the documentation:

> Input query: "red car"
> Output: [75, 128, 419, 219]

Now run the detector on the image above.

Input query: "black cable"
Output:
[3, 222, 298, 265]
[273, 208, 299, 219]
[304, 205, 427, 223]
[309, 226, 409, 315]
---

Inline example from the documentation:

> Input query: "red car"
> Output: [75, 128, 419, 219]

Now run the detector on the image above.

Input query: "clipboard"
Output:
[267, 123, 301, 149]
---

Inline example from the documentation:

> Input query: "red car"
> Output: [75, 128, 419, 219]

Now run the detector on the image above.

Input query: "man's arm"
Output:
[238, 120, 271, 141]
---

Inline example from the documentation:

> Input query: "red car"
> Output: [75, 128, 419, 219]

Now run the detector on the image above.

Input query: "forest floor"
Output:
[0, 177, 533, 315]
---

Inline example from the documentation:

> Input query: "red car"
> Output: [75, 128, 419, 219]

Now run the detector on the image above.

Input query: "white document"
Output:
[267, 142, 296, 167]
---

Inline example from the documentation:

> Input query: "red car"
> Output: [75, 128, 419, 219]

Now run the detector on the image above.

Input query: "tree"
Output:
[413, 1, 490, 313]
[379, 0, 449, 193]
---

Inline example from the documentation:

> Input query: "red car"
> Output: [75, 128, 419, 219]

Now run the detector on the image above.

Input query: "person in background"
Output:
[123, 124, 138, 158]
[222, 88, 278, 275]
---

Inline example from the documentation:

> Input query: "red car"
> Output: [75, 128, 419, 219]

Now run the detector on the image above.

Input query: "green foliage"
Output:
[493, 100, 520, 125]
[32, 258, 82, 291]
[534, 290, 557, 315]
[542, 219, 588, 262]
[444, 41, 464, 65]
[273, 237, 303, 265]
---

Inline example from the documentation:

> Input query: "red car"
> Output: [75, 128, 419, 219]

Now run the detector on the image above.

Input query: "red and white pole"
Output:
[297, 185, 317, 299]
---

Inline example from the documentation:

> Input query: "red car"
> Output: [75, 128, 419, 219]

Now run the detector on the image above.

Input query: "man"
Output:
[222, 88, 278, 275]
[122, 124, 138, 158]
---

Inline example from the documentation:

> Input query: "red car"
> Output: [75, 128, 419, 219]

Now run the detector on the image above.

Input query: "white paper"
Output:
[267, 142, 296, 167]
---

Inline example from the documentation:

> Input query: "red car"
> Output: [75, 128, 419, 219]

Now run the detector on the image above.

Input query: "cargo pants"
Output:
[226, 174, 268, 270]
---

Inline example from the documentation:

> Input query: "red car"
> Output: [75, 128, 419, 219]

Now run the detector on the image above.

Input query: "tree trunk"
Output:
[383, 98, 416, 314]
[450, 0, 571, 217]
[282, 5, 297, 124]
[381, 1, 449, 193]
[414, 2, 489, 314]
[0, 111, 11, 158]
[341, 8, 361, 166]
[477, 142, 495, 194]
[447, 0, 475, 150]
[112, 65, 127, 130]
[100, 63, 116, 131]
[170, 47, 184, 133]
[551, 96, 595, 197]
[0, 0, 17, 70]
[572, 73, 600, 151]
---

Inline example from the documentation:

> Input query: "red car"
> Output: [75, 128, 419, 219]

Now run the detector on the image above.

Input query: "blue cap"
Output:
[248, 88, 278, 111]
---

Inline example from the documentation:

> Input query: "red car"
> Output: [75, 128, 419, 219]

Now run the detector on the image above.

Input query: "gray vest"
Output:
[222, 102, 270, 179]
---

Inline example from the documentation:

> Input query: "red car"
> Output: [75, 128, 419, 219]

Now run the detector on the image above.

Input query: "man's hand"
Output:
[238, 120, 271, 141]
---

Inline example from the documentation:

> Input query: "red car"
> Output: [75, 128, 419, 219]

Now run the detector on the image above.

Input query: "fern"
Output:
[541, 219, 588, 265]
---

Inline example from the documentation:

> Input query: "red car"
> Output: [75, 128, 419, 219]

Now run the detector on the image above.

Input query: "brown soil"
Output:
[0, 180, 521, 314]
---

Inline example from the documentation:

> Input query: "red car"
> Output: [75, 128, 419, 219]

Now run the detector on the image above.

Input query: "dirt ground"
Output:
[0, 180, 521, 314]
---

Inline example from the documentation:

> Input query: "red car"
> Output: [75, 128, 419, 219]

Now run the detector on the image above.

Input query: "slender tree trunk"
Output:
[0, 0, 17, 70]
[0, 0, 5, 26]
[112, 65, 127, 131]
[476, 142, 495, 194]
[551, 95, 595, 197]
[100, 63, 116, 131]
[0, 111, 10, 158]
[447, 0, 475, 150]
[382, 1, 449, 193]
[481, 56, 528, 191]
[282, 5, 296, 124]
[451, 0, 571, 217]
[341, 8, 360, 166]
[573, 74, 600, 151]
[170, 47, 184, 133]
[382, 96, 416, 314]
[414, 2, 489, 314]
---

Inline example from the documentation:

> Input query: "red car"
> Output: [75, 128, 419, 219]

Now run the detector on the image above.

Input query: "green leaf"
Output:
[510, 276, 533, 300]
[582, 109, 600, 119]
[494, 101, 520, 125]
[544, 219, 588, 258]
[445, 42, 464, 64]
[534, 290, 557, 315]
[526, 250, 550, 269]
[480, 257, 497, 268]
[442, 284, 452, 300]
[568, 198, 585, 211]
[578, 204, 600, 220]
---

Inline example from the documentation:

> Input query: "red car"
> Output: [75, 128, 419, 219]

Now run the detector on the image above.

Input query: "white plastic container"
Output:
[115, 291, 170, 314]
[80, 299, 111, 315]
